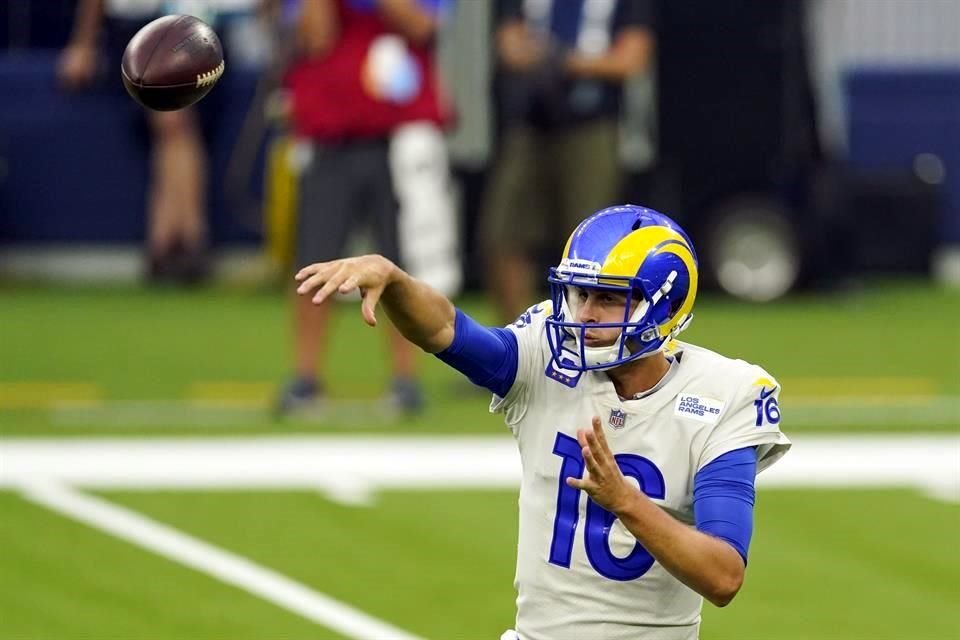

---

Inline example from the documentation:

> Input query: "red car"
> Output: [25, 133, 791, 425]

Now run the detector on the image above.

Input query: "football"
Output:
[121, 14, 225, 111]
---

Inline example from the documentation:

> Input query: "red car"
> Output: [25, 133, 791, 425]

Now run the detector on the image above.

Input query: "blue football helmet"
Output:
[545, 205, 699, 371]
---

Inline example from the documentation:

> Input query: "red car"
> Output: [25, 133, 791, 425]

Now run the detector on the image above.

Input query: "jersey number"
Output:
[753, 393, 781, 426]
[548, 432, 665, 581]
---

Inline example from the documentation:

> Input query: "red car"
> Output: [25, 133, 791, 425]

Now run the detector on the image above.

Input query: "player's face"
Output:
[568, 286, 641, 347]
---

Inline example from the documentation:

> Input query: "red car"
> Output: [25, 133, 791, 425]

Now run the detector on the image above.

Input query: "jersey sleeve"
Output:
[697, 366, 791, 473]
[434, 309, 518, 397]
[489, 301, 551, 427]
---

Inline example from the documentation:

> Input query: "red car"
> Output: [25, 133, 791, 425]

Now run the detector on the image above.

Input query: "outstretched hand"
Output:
[566, 416, 634, 515]
[295, 255, 398, 327]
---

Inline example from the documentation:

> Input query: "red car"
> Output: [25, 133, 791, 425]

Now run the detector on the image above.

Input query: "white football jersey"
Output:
[492, 302, 791, 640]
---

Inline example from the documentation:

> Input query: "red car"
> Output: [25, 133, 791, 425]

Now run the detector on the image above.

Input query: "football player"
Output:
[295, 205, 791, 639]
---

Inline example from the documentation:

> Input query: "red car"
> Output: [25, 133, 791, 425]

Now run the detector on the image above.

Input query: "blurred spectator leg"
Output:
[489, 253, 535, 327]
[146, 107, 208, 284]
[481, 126, 542, 325]
[275, 285, 329, 413]
[387, 325, 423, 414]
[276, 141, 349, 416]
[374, 138, 423, 414]
[555, 119, 621, 236]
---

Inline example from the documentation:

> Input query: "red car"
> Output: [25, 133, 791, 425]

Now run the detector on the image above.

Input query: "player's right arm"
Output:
[296, 255, 523, 397]
[296, 254, 456, 351]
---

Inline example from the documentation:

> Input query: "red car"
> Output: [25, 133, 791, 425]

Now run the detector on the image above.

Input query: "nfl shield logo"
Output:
[608, 409, 627, 430]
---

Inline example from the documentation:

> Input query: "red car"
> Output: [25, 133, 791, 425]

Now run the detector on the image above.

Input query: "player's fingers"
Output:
[583, 428, 604, 462]
[577, 428, 590, 449]
[296, 265, 335, 294]
[591, 416, 609, 449]
[360, 284, 385, 327]
[311, 266, 349, 304]
[338, 274, 360, 294]
[586, 430, 616, 476]
[566, 468, 593, 490]
[296, 273, 327, 295]
[295, 261, 330, 282]
[581, 445, 600, 475]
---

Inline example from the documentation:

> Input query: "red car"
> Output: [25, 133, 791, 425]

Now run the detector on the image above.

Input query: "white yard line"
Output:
[1, 434, 957, 498]
[18, 481, 424, 640]
[4, 435, 957, 637]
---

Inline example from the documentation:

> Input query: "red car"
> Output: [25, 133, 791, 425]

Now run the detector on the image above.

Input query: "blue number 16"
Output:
[548, 432, 666, 581]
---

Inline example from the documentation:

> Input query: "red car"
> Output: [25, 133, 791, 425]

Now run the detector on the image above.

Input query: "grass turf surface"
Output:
[1, 280, 958, 435]
[1, 280, 956, 638]
[1, 488, 956, 639]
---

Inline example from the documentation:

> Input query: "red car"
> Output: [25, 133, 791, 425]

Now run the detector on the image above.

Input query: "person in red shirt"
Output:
[276, 0, 455, 416]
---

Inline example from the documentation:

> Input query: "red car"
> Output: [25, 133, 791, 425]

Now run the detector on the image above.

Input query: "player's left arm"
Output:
[569, 418, 754, 608]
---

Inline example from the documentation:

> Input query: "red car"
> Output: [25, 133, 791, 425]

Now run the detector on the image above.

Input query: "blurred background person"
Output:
[480, 0, 653, 325]
[275, 0, 455, 417]
[59, 0, 216, 284]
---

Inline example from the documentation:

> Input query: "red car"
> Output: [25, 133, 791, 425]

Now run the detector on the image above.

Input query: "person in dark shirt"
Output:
[481, 0, 654, 324]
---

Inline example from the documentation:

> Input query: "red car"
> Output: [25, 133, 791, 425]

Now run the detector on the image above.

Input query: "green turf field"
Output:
[1, 281, 958, 639]
[1, 281, 957, 435]
[1, 487, 957, 639]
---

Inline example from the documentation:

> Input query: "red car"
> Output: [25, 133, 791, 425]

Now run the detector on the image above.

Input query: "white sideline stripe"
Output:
[18, 481, 424, 640]
[1, 435, 958, 498]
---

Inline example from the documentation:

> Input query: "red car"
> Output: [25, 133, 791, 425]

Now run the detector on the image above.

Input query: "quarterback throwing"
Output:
[295, 205, 791, 640]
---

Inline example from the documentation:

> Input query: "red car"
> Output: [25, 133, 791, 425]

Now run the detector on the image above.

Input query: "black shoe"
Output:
[387, 377, 424, 415]
[170, 248, 209, 286]
[275, 377, 324, 417]
[145, 243, 209, 287]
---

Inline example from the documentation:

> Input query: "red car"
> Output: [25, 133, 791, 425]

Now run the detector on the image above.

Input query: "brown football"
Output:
[121, 15, 224, 111]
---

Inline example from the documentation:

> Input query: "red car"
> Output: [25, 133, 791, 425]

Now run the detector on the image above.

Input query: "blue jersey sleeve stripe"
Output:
[434, 309, 519, 398]
[693, 447, 757, 565]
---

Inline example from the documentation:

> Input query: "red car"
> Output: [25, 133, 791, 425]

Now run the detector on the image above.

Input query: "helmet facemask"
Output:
[546, 264, 689, 372]
[543, 205, 699, 374]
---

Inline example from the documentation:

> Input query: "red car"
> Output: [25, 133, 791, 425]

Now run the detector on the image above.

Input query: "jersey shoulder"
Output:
[673, 341, 789, 471]
[506, 299, 553, 333]
[672, 341, 779, 395]
[492, 300, 554, 425]
[504, 299, 555, 370]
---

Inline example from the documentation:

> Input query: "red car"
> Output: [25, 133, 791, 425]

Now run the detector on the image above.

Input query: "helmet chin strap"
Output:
[566, 271, 679, 369]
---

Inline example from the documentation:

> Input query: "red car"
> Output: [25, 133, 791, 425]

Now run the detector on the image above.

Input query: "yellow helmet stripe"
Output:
[656, 240, 698, 336]
[600, 226, 688, 280]
[598, 226, 698, 337]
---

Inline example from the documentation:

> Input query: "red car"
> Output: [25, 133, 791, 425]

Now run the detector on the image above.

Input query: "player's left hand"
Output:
[566, 416, 635, 515]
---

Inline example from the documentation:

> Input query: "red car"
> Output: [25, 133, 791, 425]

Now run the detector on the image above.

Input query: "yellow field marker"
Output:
[780, 377, 938, 397]
[0, 383, 102, 409]
[187, 382, 275, 408]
